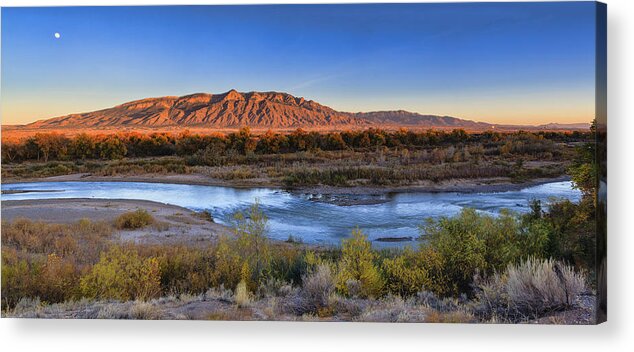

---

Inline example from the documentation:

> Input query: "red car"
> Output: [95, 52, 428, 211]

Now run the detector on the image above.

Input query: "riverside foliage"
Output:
[2, 128, 589, 163]
[2, 128, 587, 186]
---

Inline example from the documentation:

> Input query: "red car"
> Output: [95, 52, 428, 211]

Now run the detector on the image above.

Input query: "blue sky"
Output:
[1, 3, 598, 125]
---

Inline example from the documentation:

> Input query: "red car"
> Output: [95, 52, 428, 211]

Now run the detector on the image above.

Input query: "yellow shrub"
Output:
[212, 236, 242, 290]
[115, 209, 154, 230]
[80, 246, 161, 301]
[234, 280, 251, 307]
[382, 247, 432, 297]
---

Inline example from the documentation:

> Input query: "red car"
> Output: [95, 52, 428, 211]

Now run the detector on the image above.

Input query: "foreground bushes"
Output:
[473, 258, 586, 322]
[1, 203, 590, 322]
[418, 208, 550, 296]
[335, 229, 384, 298]
[80, 246, 162, 301]
[286, 264, 335, 316]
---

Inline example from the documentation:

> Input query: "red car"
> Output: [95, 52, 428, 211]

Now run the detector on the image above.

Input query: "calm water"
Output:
[1, 181, 581, 245]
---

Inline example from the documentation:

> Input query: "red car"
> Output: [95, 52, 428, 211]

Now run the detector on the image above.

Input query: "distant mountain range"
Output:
[22, 90, 590, 131]
[353, 110, 493, 129]
[532, 122, 592, 130]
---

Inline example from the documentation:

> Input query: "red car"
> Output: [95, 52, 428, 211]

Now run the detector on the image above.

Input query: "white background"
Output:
[0, 0, 632, 351]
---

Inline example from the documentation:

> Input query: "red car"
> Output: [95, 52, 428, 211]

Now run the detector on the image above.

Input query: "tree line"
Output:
[2, 127, 591, 163]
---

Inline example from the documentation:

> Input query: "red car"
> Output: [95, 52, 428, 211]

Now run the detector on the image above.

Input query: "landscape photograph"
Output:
[1, 2, 606, 324]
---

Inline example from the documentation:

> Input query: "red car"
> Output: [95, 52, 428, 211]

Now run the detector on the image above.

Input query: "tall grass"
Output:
[473, 258, 586, 322]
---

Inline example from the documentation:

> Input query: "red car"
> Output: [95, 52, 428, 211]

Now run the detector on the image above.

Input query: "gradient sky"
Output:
[1, 3, 598, 125]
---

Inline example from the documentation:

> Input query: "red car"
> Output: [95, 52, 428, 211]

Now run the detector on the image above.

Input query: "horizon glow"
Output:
[1, 3, 598, 126]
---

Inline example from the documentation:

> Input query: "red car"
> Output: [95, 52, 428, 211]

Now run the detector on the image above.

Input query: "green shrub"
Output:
[115, 209, 154, 230]
[231, 201, 273, 290]
[420, 210, 487, 296]
[419, 208, 551, 297]
[336, 228, 384, 298]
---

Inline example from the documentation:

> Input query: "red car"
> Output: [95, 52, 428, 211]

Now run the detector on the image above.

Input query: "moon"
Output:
[54, 32, 61, 39]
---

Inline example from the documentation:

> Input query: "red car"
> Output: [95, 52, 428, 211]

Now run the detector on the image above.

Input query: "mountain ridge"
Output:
[23, 90, 589, 131]
[28, 90, 366, 129]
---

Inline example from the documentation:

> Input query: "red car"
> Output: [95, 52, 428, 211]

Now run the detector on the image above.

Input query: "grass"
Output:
[234, 281, 252, 308]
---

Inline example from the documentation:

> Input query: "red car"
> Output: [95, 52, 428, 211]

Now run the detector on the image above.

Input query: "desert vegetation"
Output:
[2, 185, 596, 322]
[1, 128, 589, 187]
[114, 209, 155, 230]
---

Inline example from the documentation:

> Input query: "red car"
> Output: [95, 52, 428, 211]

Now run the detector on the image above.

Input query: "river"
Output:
[1, 181, 581, 245]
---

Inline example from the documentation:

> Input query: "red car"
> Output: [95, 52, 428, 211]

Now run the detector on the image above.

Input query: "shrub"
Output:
[1, 218, 112, 261]
[336, 228, 384, 298]
[196, 210, 214, 222]
[130, 301, 162, 320]
[473, 257, 586, 322]
[1, 219, 113, 310]
[234, 280, 251, 307]
[115, 209, 154, 230]
[358, 296, 426, 323]
[420, 210, 487, 296]
[382, 247, 432, 297]
[328, 295, 366, 318]
[152, 245, 216, 295]
[38, 253, 82, 303]
[1, 248, 41, 309]
[414, 290, 463, 313]
[419, 208, 551, 297]
[211, 236, 243, 290]
[80, 246, 162, 301]
[287, 264, 335, 316]
[12, 297, 43, 315]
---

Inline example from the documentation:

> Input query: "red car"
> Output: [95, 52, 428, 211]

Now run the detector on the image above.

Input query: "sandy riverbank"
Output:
[1, 198, 231, 245]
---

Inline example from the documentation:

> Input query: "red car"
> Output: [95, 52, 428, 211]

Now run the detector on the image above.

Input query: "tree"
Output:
[1, 143, 20, 162]
[97, 135, 127, 159]
[34, 133, 67, 162]
[232, 201, 272, 290]
[70, 133, 96, 160]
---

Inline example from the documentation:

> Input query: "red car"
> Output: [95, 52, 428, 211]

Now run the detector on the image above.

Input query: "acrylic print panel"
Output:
[0, 2, 607, 324]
